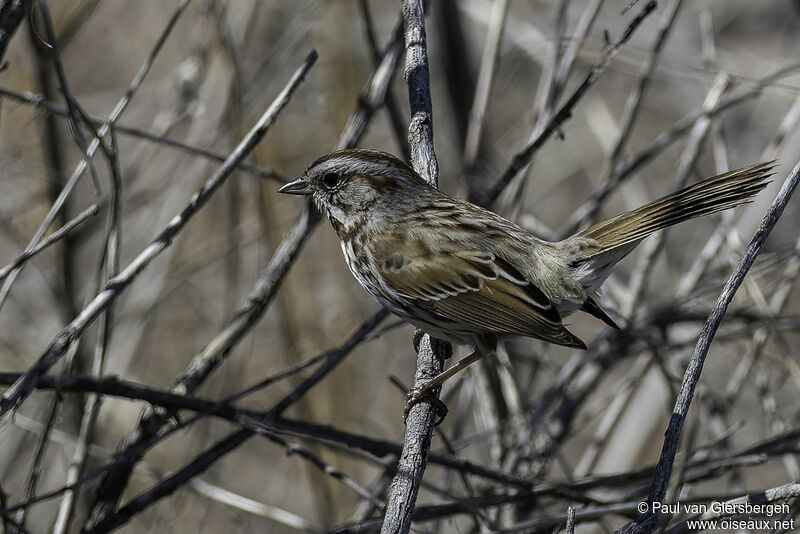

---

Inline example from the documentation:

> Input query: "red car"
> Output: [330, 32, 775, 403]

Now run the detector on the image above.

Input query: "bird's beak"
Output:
[278, 176, 311, 195]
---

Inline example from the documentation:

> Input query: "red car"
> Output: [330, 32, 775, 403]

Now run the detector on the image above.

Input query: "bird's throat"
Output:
[328, 211, 364, 243]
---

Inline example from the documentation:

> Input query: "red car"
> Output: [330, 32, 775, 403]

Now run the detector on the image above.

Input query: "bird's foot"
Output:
[403, 383, 448, 426]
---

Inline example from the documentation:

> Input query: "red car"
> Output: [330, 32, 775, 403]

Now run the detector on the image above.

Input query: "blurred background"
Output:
[1, 0, 800, 532]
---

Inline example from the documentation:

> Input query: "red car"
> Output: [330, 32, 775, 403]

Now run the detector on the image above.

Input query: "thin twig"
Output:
[565, 0, 683, 232]
[358, 1, 409, 160]
[189, 478, 324, 533]
[621, 72, 730, 318]
[553, 0, 605, 103]
[462, 0, 508, 170]
[560, 60, 800, 238]
[81, 310, 386, 534]
[0, 203, 98, 281]
[52, 127, 123, 534]
[36, 0, 103, 194]
[505, 0, 571, 218]
[0, 371, 528, 487]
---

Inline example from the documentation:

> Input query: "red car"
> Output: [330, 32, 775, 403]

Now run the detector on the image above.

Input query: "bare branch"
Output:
[0, 86, 285, 180]
[462, 0, 508, 170]
[381, 2, 446, 533]
[575, 0, 684, 230]
[84, 22, 405, 525]
[618, 160, 800, 533]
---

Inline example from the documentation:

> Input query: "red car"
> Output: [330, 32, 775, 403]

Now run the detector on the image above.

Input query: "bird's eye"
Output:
[322, 173, 340, 189]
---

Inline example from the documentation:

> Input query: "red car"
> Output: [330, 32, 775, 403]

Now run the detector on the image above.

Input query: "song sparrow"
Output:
[280, 149, 772, 418]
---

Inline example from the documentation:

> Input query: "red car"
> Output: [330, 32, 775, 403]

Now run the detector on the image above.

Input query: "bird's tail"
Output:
[571, 161, 774, 295]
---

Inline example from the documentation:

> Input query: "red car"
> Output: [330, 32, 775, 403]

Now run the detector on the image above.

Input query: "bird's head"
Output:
[279, 149, 429, 234]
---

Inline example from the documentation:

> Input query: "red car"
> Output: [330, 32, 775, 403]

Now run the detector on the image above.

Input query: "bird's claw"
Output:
[403, 384, 448, 426]
[412, 329, 425, 353]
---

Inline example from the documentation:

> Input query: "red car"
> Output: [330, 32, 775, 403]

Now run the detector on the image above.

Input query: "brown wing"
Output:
[377, 246, 585, 349]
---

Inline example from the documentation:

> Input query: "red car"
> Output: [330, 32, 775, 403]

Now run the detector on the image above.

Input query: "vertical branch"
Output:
[26, 5, 76, 320]
[505, 0, 570, 218]
[52, 128, 123, 534]
[357, 1, 409, 160]
[381, 1, 446, 533]
[552, 0, 604, 103]
[508, 0, 605, 219]
[402, 0, 438, 186]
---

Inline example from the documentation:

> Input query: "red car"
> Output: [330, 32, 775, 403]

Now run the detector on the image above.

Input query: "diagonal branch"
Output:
[0, 203, 98, 281]
[616, 159, 800, 533]
[0, 86, 285, 180]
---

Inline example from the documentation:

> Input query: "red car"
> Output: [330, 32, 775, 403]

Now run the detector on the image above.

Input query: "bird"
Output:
[279, 149, 773, 419]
